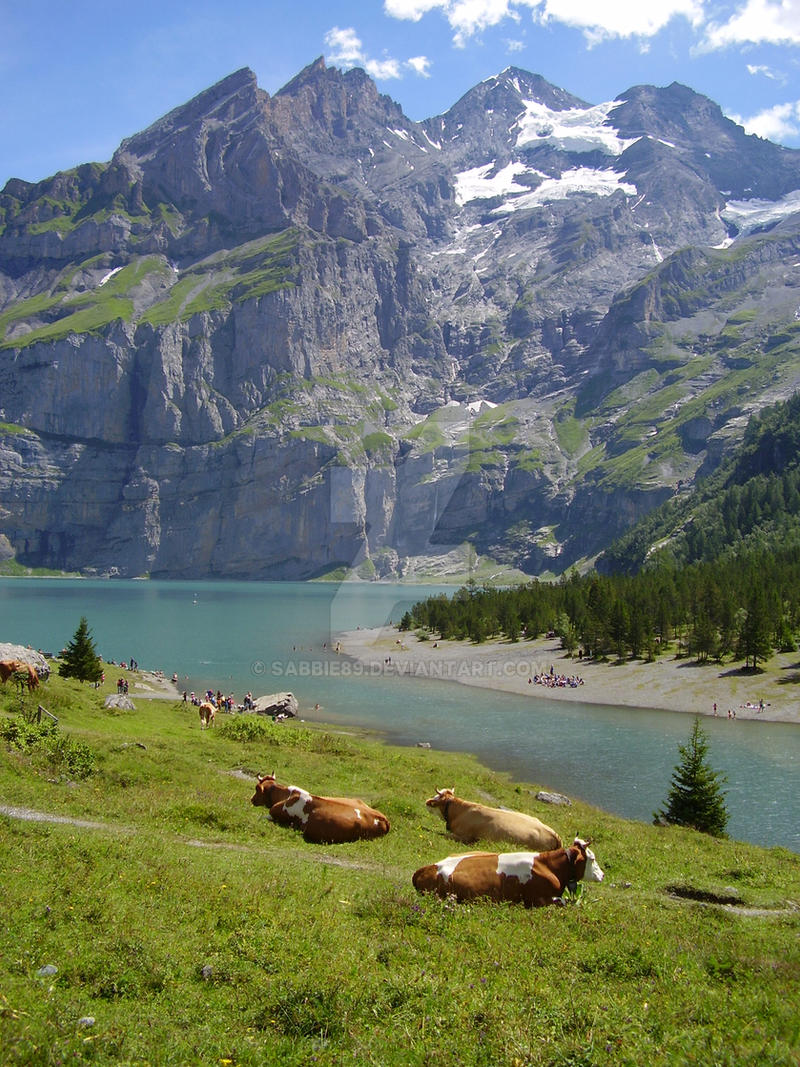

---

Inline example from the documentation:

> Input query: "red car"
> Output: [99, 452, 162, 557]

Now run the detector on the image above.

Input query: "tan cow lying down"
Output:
[198, 701, 216, 728]
[0, 659, 39, 691]
[426, 787, 561, 850]
[413, 837, 604, 908]
[250, 773, 390, 844]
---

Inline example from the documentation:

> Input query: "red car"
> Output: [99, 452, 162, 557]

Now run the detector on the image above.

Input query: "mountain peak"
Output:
[277, 56, 328, 96]
[118, 67, 262, 160]
[492, 67, 589, 110]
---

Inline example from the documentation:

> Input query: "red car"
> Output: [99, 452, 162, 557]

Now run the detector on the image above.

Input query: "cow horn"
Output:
[257, 774, 265, 783]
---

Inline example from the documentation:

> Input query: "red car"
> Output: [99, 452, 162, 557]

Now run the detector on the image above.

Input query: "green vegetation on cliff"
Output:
[405, 394, 800, 665]
[600, 392, 800, 573]
[0, 231, 301, 349]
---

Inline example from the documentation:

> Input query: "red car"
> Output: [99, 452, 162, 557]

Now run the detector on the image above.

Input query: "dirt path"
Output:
[0, 802, 385, 873]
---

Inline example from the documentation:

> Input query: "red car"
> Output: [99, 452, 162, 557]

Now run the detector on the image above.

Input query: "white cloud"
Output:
[533, 0, 705, 42]
[384, 0, 704, 45]
[324, 27, 364, 67]
[747, 63, 780, 79]
[705, 0, 800, 48]
[449, 1, 517, 46]
[384, 0, 448, 19]
[385, 0, 515, 44]
[324, 26, 430, 81]
[407, 55, 433, 76]
[730, 99, 800, 142]
[367, 56, 403, 79]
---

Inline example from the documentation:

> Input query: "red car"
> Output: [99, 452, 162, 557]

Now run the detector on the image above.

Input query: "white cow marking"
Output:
[283, 788, 312, 825]
[436, 853, 480, 880]
[584, 847, 605, 883]
[496, 852, 539, 883]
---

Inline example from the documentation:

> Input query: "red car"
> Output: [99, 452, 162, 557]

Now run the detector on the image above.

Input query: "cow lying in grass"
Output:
[425, 787, 561, 850]
[412, 837, 604, 908]
[251, 772, 390, 844]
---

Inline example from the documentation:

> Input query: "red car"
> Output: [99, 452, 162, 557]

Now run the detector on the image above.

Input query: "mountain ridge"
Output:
[1, 60, 799, 579]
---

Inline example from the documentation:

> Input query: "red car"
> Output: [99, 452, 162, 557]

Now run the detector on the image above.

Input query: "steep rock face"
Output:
[2, 60, 800, 578]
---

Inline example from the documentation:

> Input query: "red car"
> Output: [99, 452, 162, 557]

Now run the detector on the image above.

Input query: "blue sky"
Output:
[2, 0, 800, 188]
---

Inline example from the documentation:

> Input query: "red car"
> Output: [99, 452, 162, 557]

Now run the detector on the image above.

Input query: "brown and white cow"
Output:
[250, 773, 390, 844]
[0, 659, 39, 691]
[198, 701, 216, 728]
[425, 787, 562, 850]
[412, 837, 604, 908]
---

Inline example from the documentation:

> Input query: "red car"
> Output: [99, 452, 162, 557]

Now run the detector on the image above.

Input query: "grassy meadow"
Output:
[0, 667, 799, 1066]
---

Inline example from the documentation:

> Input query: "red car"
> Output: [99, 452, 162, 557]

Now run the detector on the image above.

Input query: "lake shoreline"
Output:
[336, 626, 800, 725]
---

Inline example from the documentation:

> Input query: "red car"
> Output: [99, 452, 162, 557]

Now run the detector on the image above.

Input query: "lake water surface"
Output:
[2, 577, 798, 853]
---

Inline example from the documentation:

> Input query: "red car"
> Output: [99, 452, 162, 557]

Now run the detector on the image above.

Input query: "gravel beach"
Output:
[336, 626, 800, 725]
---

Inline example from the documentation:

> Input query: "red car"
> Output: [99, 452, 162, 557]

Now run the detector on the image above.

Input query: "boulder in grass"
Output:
[0, 643, 50, 680]
[104, 694, 136, 710]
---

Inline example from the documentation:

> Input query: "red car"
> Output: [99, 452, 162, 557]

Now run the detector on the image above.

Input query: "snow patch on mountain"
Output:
[515, 100, 639, 156]
[455, 162, 537, 206]
[492, 167, 637, 213]
[722, 189, 800, 238]
[98, 266, 123, 287]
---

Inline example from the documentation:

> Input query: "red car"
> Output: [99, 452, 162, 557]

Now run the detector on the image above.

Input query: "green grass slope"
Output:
[0, 668, 798, 1066]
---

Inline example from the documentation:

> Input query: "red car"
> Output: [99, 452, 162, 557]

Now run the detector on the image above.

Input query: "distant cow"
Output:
[412, 837, 604, 908]
[425, 787, 562, 850]
[198, 701, 216, 728]
[0, 659, 39, 692]
[250, 773, 390, 844]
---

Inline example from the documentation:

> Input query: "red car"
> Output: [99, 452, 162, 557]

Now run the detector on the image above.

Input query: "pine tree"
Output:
[59, 616, 102, 683]
[736, 589, 772, 669]
[655, 717, 729, 837]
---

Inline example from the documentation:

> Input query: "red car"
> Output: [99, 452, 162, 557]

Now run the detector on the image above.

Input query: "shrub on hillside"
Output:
[0, 717, 95, 779]
[219, 717, 272, 743]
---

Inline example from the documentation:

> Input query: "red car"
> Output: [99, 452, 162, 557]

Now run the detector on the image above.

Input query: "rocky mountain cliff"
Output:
[1, 59, 800, 579]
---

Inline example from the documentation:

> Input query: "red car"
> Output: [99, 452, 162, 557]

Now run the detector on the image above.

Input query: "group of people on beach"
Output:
[529, 667, 585, 690]
[713, 699, 767, 719]
[183, 688, 255, 712]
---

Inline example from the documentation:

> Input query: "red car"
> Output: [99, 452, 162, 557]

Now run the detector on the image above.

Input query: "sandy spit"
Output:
[336, 626, 800, 725]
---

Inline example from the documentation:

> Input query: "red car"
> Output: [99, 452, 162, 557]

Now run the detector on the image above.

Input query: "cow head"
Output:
[251, 771, 277, 807]
[426, 787, 456, 811]
[569, 837, 604, 883]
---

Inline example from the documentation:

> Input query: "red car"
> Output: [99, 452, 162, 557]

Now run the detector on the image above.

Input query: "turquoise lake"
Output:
[2, 577, 799, 853]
